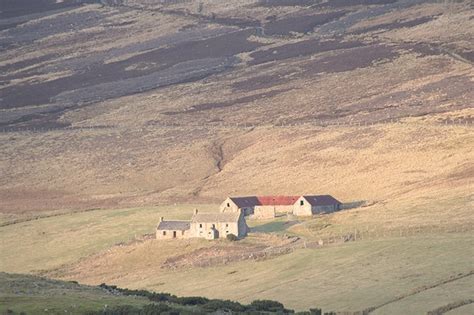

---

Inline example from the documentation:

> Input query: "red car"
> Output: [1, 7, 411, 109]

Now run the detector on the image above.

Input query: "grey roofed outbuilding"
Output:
[228, 196, 260, 208]
[157, 220, 190, 231]
[302, 195, 341, 206]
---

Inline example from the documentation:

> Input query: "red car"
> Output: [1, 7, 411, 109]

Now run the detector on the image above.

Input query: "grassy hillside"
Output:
[34, 233, 474, 313]
[0, 272, 150, 315]
[1, 273, 304, 315]
[0, 204, 215, 274]
[0, 201, 472, 313]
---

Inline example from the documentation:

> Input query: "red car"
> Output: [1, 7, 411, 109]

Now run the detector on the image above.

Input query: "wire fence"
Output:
[162, 223, 472, 269]
[1, 119, 472, 134]
[302, 223, 473, 249]
[162, 245, 293, 269]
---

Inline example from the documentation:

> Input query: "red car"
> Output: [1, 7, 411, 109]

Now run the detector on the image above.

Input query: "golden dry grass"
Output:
[52, 233, 474, 313]
[0, 204, 216, 274]
[1, 118, 472, 216]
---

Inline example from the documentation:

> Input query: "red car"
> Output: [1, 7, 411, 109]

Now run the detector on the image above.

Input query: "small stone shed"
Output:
[156, 218, 191, 239]
[293, 195, 342, 216]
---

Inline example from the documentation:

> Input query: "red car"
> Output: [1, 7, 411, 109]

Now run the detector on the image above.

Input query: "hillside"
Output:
[0, 272, 312, 314]
[0, 1, 473, 314]
[0, 207, 472, 313]
[0, 0, 473, 213]
[0, 272, 150, 314]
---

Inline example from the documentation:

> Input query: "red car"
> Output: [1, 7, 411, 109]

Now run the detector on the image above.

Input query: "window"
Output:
[199, 224, 202, 228]
[226, 224, 229, 227]
[226, 231, 229, 234]
[163, 231, 166, 236]
[300, 200, 304, 206]
[227, 203, 230, 207]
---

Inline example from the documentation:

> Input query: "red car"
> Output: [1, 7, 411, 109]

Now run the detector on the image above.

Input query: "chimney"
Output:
[159, 217, 164, 222]
[194, 208, 199, 215]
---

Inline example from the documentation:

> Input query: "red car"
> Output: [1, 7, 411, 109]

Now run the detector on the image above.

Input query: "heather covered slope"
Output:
[0, 0, 473, 213]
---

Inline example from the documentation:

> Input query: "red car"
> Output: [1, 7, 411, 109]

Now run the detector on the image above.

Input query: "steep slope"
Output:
[0, 0, 472, 213]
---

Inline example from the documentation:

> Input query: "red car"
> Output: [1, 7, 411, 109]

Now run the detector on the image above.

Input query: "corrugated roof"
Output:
[229, 196, 299, 207]
[192, 212, 241, 223]
[157, 220, 190, 231]
[302, 195, 341, 206]
[257, 195, 299, 206]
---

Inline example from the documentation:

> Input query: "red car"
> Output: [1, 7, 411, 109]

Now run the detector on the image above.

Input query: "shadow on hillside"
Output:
[340, 200, 370, 210]
[250, 220, 300, 233]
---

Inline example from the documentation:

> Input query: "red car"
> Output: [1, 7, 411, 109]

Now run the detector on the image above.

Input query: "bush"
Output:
[250, 300, 286, 312]
[94, 305, 141, 315]
[141, 304, 171, 315]
[203, 299, 247, 312]
[226, 233, 238, 241]
[175, 296, 209, 305]
[84, 304, 180, 315]
[148, 292, 175, 302]
[296, 309, 322, 315]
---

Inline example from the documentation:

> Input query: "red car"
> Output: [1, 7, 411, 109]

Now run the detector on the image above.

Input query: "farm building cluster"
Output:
[157, 195, 341, 240]
[220, 195, 341, 218]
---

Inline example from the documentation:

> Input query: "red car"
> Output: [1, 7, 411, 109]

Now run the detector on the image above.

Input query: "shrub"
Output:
[175, 296, 209, 305]
[250, 299, 286, 312]
[203, 299, 247, 312]
[141, 303, 171, 315]
[295, 309, 322, 315]
[226, 233, 238, 241]
[148, 292, 175, 302]
[95, 305, 141, 315]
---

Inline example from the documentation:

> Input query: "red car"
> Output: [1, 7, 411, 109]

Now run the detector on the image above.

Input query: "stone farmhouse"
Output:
[220, 195, 341, 218]
[156, 209, 248, 240]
